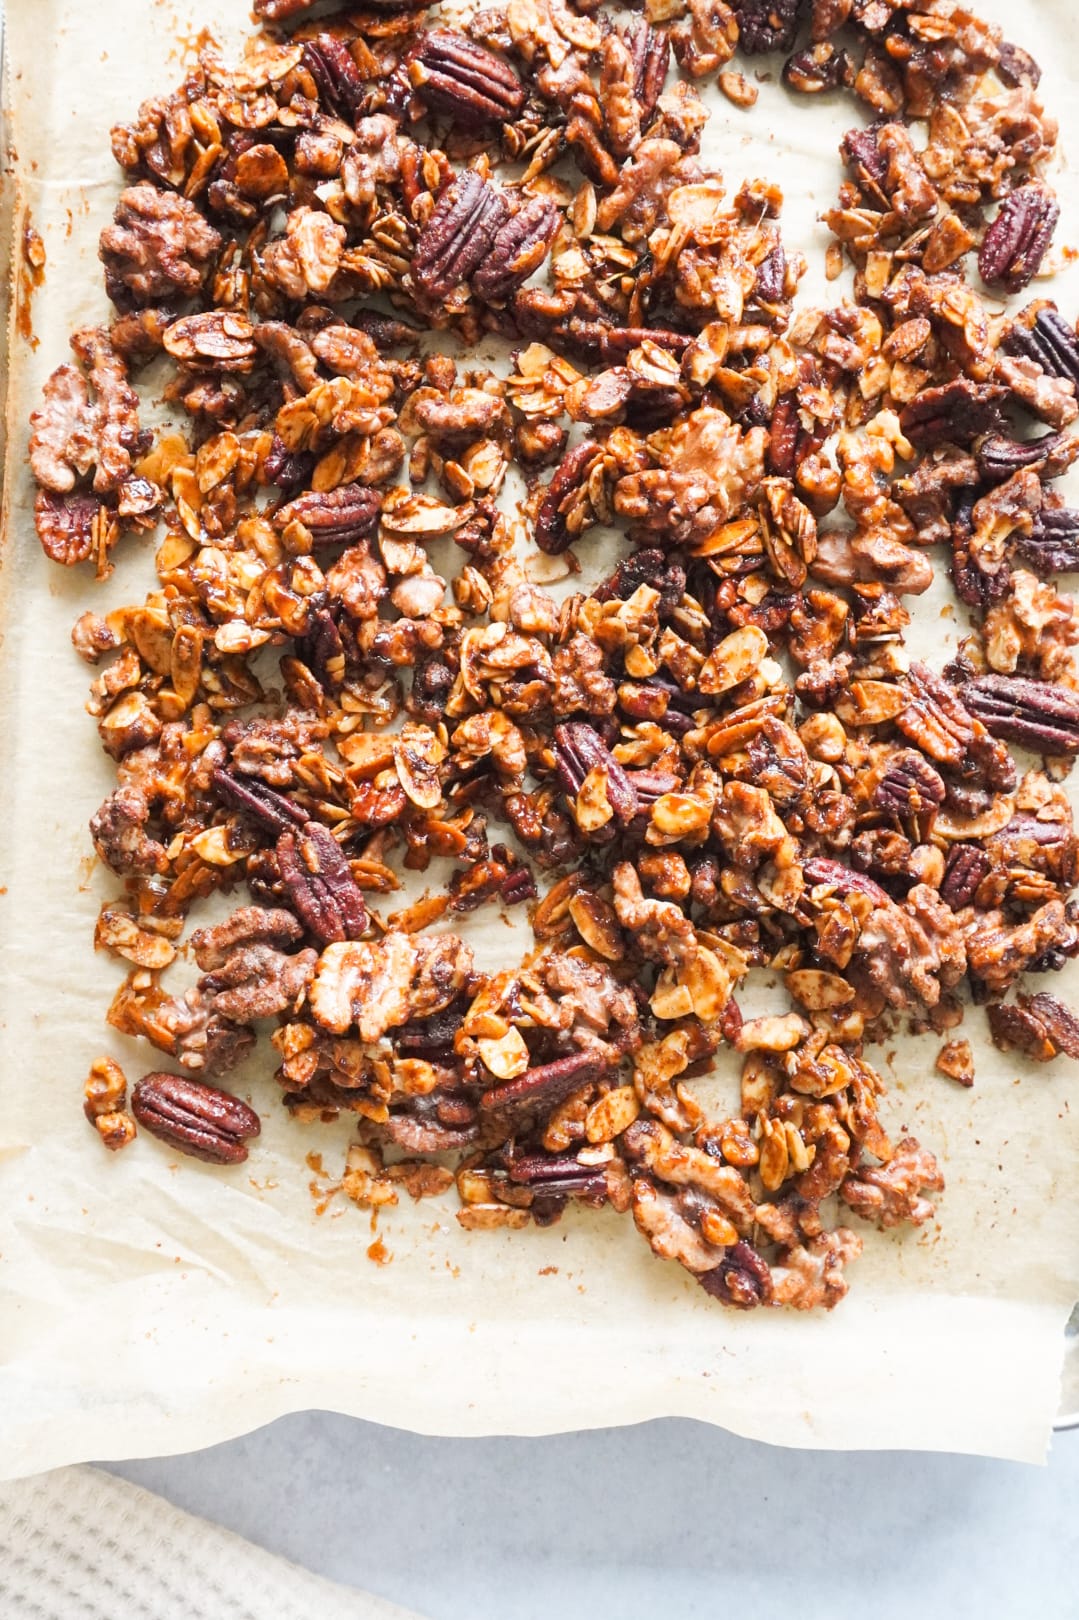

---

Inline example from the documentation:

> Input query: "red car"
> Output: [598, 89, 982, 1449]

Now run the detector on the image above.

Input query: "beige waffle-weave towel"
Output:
[0, 1464, 428, 1620]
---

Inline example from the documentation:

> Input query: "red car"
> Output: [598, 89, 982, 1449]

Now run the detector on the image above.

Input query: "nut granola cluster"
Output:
[32, 0, 1079, 1311]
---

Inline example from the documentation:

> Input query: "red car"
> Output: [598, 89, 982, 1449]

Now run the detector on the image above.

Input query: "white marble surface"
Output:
[109, 1417, 1079, 1618]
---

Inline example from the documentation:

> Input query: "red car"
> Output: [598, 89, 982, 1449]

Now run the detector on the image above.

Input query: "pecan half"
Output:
[212, 767, 309, 834]
[508, 1151, 610, 1201]
[554, 721, 640, 824]
[698, 1239, 774, 1308]
[472, 197, 560, 304]
[896, 662, 975, 769]
[1030, 308, 1079, 384]
[872, 749, 946, 816]
[628, 18, 670, 124]
[1003, 307, 1079, 387]
[976, 431, 1077, 484]
[409, 29, 526, 126]
[34, 490, 100, 567]
[131, 1072, 261, 1164]
[940, 843, 991, 910]
[802, 855, 890, 907]
[535, 440, 603, 554]
[302, 35, 365, 119]
[957, 674, 1079, 756]
[479, 1052, 605, 1115]
[1014, 507, 1079, 573]
[277, 822, 369, 944]
[900, 381, 1008, 448]
[978, 183, 1059, 294]
[987, 994, 1079, 1062]
[412, 169, 509, 300]
[274, 485, 381, 544]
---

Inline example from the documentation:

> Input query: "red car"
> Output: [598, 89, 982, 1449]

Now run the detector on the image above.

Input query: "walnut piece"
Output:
[309, 932, 474, 1040]
[840, 1139, 945, 1230]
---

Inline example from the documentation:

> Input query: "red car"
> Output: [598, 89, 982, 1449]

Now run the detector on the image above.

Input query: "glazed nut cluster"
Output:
[29, 0, 1079, 1312]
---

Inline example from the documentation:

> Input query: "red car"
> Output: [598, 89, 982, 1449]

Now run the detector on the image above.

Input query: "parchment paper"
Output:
[1, 0, 1077, 1477]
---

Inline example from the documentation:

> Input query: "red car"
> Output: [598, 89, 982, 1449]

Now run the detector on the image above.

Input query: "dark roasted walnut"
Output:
[198, 942, 317, 1022]
[783, 43, 852, 93]
[734, 0, 800, 54]
[997, 41, 1042, 88]
[409, 29, 526, 126]
[190, 907, 305, 970]
[100, 185, 221, 306]
[131, 1072, 261, 1164]
[412, 169, 509, 300]
[978, 183, 1060, 294]
[956, 674, 1079, 756]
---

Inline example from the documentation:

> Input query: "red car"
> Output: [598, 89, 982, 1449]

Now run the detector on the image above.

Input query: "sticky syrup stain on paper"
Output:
[16, 220, 46, 347]
[306, 1150, 339, 1216]
[170, 24, 219, 69]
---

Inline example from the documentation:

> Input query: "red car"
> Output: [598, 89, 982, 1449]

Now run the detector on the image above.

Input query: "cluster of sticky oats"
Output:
[30, 0, 1079, 1310]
